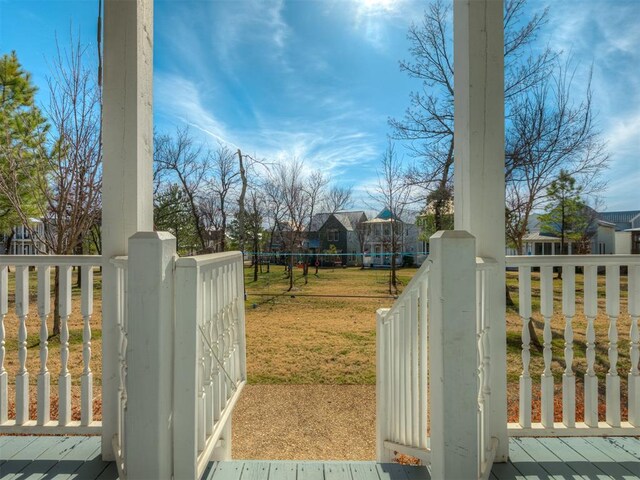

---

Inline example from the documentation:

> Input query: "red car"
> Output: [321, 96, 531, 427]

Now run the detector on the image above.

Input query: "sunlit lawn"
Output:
[1, 261, 635, 423]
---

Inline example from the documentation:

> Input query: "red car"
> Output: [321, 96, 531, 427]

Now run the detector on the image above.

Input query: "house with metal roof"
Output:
[598, 210, 640, 254]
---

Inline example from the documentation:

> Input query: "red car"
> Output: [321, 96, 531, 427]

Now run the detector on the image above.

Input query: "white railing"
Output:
[110, 256, 128, 477]
[376, 231, 498, 479]
[476, 257, 499, 478]
[376, 260, 429, 463]
[174, 251, 247, 480]
[506, 255, 640, 436]
[0, 255, 102, 434]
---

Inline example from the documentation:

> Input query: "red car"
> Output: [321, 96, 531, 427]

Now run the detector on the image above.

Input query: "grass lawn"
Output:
[2, 262, 635, 424]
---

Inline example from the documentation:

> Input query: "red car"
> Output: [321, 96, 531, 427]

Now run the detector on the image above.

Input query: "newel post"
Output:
[125, 232, 176, 479]
[428, 231, 478, 479]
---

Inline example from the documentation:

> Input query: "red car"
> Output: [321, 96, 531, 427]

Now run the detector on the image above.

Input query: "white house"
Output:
[509, 212, 619, 255]
[0, 219, 47, 255]
[363, 208, 421, 267]
[598, 210, 640, 255]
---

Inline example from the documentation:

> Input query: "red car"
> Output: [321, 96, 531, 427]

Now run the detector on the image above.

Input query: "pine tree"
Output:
[0, 51, 49, 250]
[538, 170, 592, 255]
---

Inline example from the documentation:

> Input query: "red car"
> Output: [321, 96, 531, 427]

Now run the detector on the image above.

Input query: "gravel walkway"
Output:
[232, 385, 376, 460]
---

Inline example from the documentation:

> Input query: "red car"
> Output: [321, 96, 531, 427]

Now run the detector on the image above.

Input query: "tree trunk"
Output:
[75, 240, 83, 288]
[288, 254, 294, 291]
[390, 237, 398, 295]
[53, 266, 61, 336]
[253, 236, 259, 282]
[4, 229, 15, 254]
[528, 318, 542, 350]
[505, 284, 515, 308]
[237, 149, 247, 254]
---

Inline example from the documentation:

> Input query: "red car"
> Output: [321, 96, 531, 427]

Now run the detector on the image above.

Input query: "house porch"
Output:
[1, 436, 638, 479]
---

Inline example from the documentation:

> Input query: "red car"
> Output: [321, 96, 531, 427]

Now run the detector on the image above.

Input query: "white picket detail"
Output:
[584, 265, 599, 428]
[377, 231, 497, 479]
[0, 255, 101, 435]
[506, 255, 640, 437]
[477, 257, 498, 476]
[111, 256, 128, 477]
[518, 266, 532, 428]
[376, 259, 430, 464]
[0, 265, 7, 424]
[58, 265, 72, 426]
[540, 266, 554, 428]
[605, 265, 621, 427]
[37, 265, 51, 425]
[174, 252, 247, 480]
[562, 265, 576, 428]
[15, 265, 29, 425]
[629, 264, 640, 427]
[81, 265, 94, 426]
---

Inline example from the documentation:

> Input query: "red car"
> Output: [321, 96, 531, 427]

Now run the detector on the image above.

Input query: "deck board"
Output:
[268, 462, 298, 480]
[512, 437, 588, 480]
[560, 437, 638, 479]
[1, 436, 639, 480]
[324, 462, 352, 480]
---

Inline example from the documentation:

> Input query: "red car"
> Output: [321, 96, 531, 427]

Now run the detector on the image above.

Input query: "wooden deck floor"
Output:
[0, 436, 638, 479]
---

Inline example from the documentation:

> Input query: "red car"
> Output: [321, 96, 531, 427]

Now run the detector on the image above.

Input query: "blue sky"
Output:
[1, 0, 639, 211]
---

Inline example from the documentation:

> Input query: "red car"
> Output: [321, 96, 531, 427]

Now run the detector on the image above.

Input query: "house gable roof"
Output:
[308, 211, 366, 232]
[597, 210, 640, 231]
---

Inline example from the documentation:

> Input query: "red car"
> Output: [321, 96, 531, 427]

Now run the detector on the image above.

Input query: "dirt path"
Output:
[232, 385, 376, 460]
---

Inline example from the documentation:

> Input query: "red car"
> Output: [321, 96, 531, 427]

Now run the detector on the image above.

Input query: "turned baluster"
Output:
[0, 265, 8, 424]
[583, 265, 598, 427]
[562, 265, 576, 427]
[518, 266, 532, 428]
[81, 265, 94, 426]
[58, 265, 72, 425]
[628, 264, 640, 427]
[540, 266, 554, 428]
[605, 265, 620, 427]
[37, 266, 51, 425]
[15, 266, 29, 425]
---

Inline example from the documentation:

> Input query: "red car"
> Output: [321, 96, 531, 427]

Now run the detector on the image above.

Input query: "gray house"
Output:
[306, 211, 367, 266]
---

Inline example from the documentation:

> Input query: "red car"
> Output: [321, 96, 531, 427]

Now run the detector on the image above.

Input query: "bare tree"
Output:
[322, 184, 353, 214]
[390, 0, 557, 229]
[302, 170, 328, 283]
[266, 159, 320, 291]
[506, 66, 608, 253]
[353, 216, 369, 269]
[0, 36, 102, 335]
[368, 142, 412, 294]
[244, 187, 266, 282]
[205, 145, 239, 252]
[154, 127, 209, 252]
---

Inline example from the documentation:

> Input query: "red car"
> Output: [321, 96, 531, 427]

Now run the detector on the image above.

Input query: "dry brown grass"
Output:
[232, 384, 376, 460]
[505, 270, 633, 422]
[2, 268, 103, 386]
[2, 263, 637, 460]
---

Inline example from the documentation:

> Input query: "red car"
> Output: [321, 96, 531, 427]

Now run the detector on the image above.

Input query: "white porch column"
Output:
[101, 0, 154, 460]
[454, 0, 508, 462]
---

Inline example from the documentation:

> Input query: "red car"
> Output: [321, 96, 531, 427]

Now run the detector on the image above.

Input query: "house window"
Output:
[599, 242, 605, 254]
[327, 229, 339, 242]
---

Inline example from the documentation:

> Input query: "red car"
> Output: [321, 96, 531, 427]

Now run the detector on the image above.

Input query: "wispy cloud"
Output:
[154, 71, 382, 180]
[540, 1, 640, 209]
[323, 0, 421, 52]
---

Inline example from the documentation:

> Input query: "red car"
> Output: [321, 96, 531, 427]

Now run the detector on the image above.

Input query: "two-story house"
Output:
[363, 208, 421, 267]
[306, 211, 367, 266]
